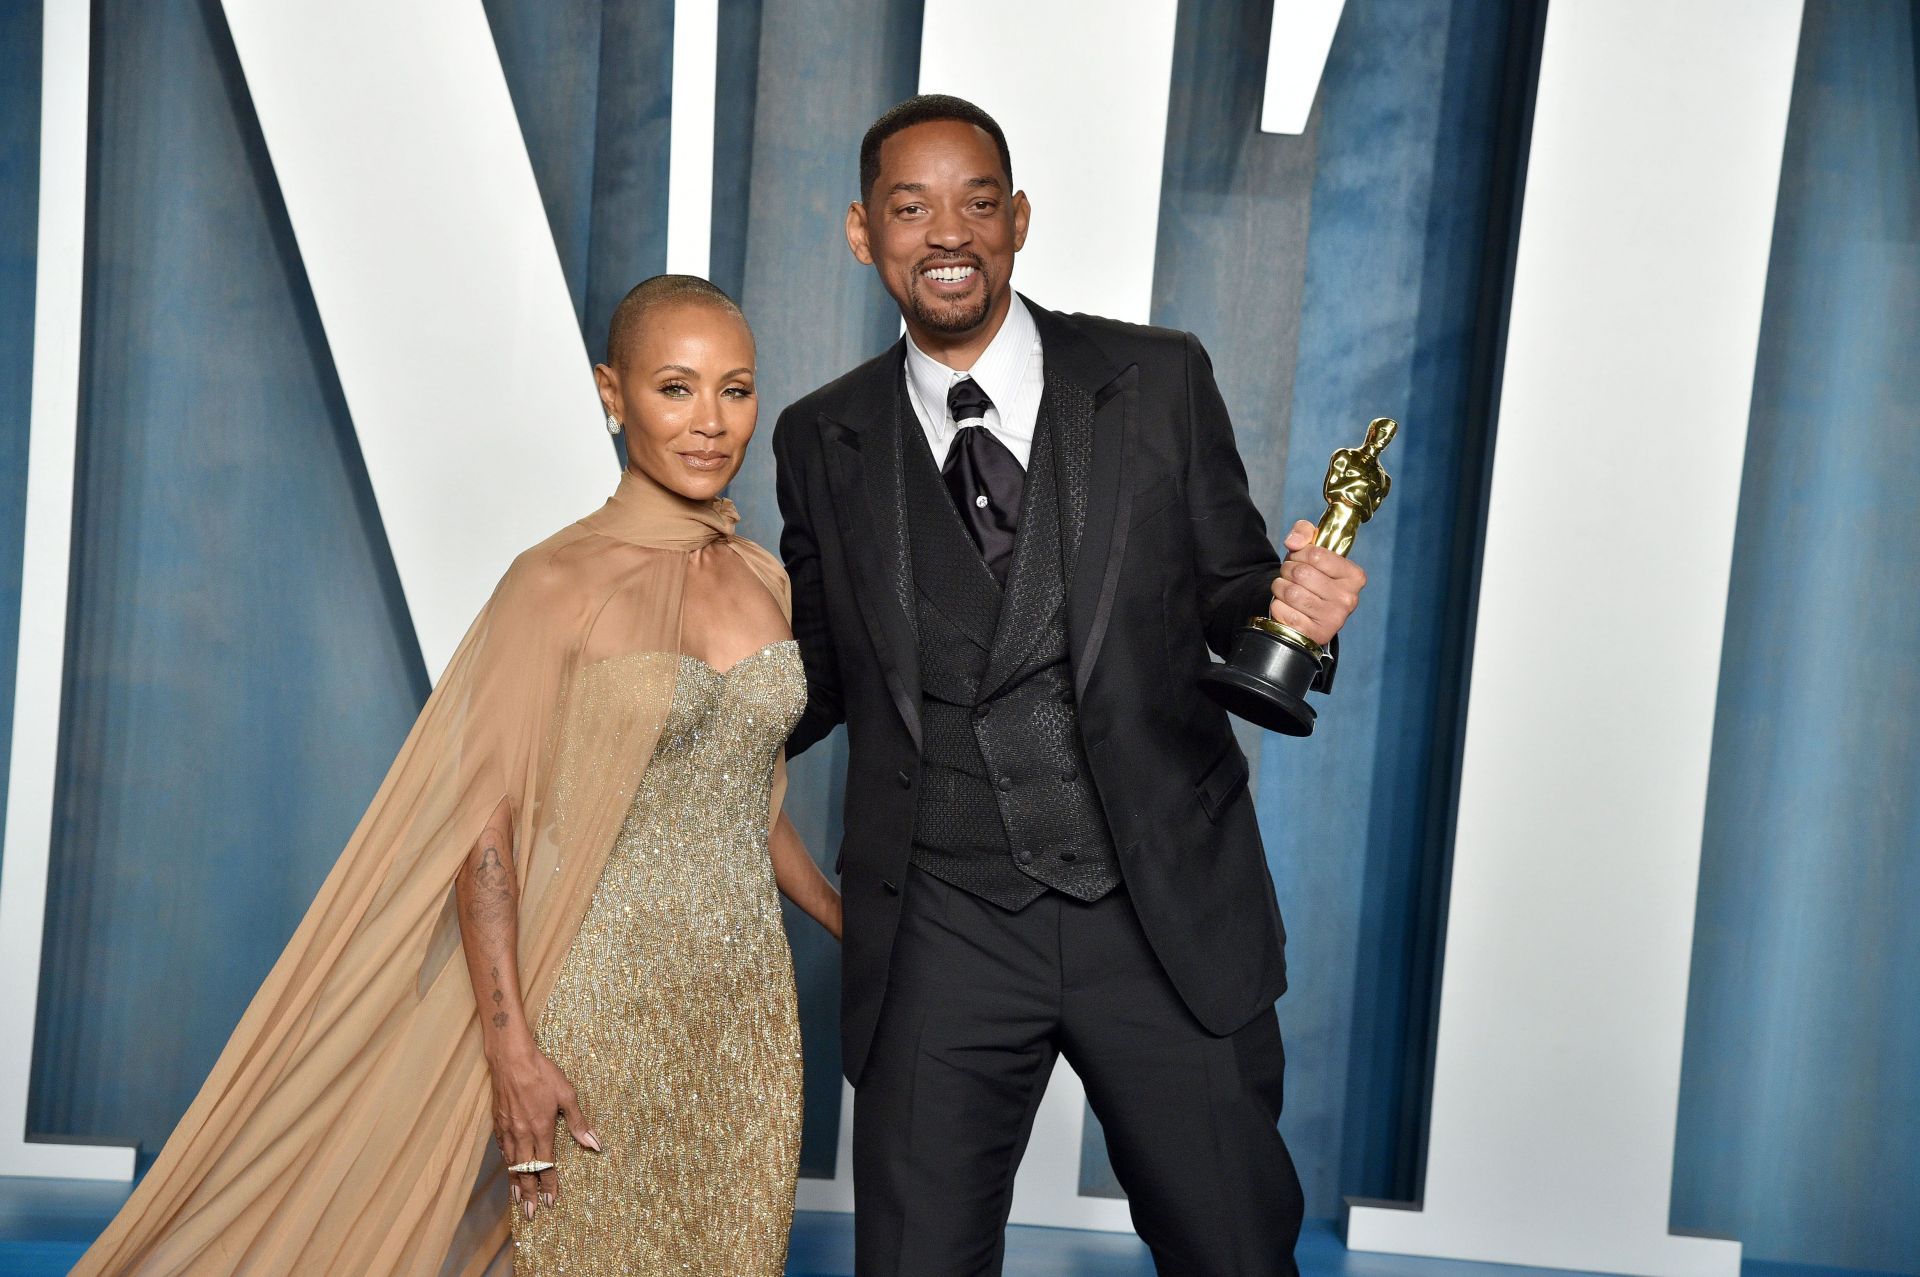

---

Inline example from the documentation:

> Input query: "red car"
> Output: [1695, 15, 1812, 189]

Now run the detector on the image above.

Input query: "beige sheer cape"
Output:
[72, 470, 792, 1276]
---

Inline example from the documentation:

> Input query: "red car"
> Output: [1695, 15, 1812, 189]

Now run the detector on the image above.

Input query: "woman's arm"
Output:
[769, 810, 841, 941]
[456, 797, 599, 1217]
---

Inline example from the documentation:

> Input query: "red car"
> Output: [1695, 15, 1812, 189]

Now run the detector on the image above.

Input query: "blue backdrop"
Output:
[0, 0, 44, 888]
[1671, 3, 1920, 1269]
[1, 1, 1915, 1270]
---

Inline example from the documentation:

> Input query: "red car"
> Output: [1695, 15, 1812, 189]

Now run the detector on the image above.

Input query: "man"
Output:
[773, 94, 1367, 1275]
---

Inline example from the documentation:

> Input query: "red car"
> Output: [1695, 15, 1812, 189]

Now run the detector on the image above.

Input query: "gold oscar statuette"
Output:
[1198, 416, 1399, 736]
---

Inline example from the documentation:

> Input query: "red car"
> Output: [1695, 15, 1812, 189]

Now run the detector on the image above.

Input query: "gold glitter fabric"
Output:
[512, 640, 806, 1275]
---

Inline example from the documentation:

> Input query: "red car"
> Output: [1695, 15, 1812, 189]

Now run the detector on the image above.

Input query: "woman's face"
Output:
[595, 301, 757, 502]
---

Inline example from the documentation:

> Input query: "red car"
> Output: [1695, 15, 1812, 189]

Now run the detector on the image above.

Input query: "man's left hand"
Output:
[1268, 519, 1368, 647]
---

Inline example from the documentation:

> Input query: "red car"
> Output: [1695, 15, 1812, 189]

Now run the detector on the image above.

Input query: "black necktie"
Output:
[941, 377, 1024, 584]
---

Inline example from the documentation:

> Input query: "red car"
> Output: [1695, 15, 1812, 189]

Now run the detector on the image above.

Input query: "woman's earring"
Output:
[605, 413, 622, 437]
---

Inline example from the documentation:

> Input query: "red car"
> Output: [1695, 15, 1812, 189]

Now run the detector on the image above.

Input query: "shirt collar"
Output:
[903, 292, 1040, 424]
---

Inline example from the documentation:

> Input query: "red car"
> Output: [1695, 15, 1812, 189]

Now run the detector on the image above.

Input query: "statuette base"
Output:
[1199, 620, 1324, 737]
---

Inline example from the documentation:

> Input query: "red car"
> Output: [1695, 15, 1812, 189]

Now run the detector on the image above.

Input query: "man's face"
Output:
[847, 120, 1029, 342]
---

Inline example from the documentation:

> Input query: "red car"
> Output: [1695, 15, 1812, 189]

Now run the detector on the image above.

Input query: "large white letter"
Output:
[1344, 2, 1805, 1273]
[666, 0, 718, 279]
[1261, 0, 1345, 135]
[219, 0, 608, 678]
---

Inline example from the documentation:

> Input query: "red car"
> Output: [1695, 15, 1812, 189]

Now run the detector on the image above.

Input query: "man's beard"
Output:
[905, 267, 995, 334]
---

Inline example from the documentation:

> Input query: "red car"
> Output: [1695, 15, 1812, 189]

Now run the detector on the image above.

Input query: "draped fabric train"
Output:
[71, 470, 791, 1277]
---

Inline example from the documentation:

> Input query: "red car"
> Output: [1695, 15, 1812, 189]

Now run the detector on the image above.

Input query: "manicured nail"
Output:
[542, 1192, 554, 1208]
[579, 1130, 602, 1153]
[510, 1183, 520, 1203]
[523, 1199, 534, 1221]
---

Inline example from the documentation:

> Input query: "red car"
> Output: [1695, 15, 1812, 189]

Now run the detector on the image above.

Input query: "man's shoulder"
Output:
[781, 345, 901, 428]
[1044, 307, 1195, 365]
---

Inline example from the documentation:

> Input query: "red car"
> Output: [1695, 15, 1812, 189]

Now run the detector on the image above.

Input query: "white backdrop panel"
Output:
[1261, 0, 1345, 135]
[1344, 1, 1805, 1273]
[219, 0, 608, 679]
[666, 0, 717, 278]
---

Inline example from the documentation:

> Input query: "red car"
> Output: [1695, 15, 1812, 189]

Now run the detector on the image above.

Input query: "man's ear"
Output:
[846, 201, 874, 265]
[1011, 190, 1031, 253]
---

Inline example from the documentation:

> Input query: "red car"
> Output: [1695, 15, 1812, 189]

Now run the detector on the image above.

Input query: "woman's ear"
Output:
[592, 362, 623, 422]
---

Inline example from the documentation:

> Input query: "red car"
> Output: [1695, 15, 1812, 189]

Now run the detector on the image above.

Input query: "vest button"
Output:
[1060, 767, 1077, 782]
[1057, 688, 1074, 704]
[895, 771, 912, 789]
[1060, 851, 1079, 862]
[1015, 851, 1033, 865]
[996, 776, 1015, 792]
[973, 704, 990, 721]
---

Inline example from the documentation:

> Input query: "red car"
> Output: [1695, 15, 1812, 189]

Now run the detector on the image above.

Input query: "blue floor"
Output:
[0, 1175, 1884, 1277]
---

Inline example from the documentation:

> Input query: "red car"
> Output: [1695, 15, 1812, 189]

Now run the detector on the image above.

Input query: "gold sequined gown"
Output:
[512, 641, 806, 1275]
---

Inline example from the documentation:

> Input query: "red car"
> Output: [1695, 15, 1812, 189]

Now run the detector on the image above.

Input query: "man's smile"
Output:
[918, 258, 983, 294]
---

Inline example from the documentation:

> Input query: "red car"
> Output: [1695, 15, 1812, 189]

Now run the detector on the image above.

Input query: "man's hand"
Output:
[1268, 519, 1368, 647]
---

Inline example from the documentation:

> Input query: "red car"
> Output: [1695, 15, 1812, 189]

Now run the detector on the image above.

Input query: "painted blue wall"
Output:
[1670, 2, 1920, 1268]
[2, 0, 1913, 1268]
[481, 0, 674, 352]
[26, 0, 426, 1156]
[1231, 0, 1525, 1213]
[727, 0, 925, 1172]
[0, 0, 43, 882]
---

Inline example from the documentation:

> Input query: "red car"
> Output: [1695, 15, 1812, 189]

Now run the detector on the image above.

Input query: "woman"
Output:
[73, 275, 838, 1276]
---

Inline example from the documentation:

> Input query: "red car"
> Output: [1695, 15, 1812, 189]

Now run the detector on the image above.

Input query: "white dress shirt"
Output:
[903, 292, 1044, 470]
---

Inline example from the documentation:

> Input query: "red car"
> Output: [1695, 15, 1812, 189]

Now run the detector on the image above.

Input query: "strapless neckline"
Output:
[678, 638, 797, 679]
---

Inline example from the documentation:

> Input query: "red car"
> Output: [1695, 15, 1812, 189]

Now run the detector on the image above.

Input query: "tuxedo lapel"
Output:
[1027, 304, 1135, 700]
[819, 343, 922, 749]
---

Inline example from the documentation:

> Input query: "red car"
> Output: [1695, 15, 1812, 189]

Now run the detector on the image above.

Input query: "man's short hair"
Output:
[605, 274, 745, 366]
[859, 94, 1013, 204]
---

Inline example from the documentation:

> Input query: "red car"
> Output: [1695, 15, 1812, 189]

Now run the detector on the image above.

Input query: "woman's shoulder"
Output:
[491, 521, 674, 615]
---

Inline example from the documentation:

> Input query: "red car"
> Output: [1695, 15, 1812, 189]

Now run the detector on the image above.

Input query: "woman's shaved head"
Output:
[593, 275, 758, 505]
[605, 274, 748, 368]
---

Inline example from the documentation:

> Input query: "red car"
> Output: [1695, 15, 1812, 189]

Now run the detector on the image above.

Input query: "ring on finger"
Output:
[508, 1160, 555, 1174]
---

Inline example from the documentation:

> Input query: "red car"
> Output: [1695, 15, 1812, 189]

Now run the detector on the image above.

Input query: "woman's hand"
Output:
[454, 800, 600, 1216]
[488, 1039, 600, 1217]
[769, 811, 843, 942]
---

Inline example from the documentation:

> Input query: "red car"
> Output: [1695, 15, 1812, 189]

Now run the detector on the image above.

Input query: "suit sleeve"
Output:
[774, 404, 846, 756]
[1182, 332, 1288, 659]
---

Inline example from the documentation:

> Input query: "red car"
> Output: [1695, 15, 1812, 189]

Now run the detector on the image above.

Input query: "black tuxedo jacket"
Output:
[774, 301, 1307, 1083]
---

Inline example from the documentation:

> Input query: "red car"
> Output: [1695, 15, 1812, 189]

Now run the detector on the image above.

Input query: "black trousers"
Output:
[852, 866, 1304, 1276]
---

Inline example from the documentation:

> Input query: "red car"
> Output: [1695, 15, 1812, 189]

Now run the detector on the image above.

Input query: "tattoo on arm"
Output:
[456, 810, 524, 1042]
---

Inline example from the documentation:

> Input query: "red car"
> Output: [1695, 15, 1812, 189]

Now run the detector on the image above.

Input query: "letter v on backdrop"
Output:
[3, 3, 1806, 1272]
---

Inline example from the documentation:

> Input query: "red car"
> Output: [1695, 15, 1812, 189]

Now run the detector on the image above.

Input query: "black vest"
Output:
[903, 381, 1122, 909]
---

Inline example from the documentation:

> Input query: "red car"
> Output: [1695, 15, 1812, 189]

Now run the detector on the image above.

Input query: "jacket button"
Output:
[997, 776, 1015, 792]
[1060, 851, 1079, 863]
[973, 704, 990, 721]
[1014, 851, 1033, 865]
[895, 771, 912, 789]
